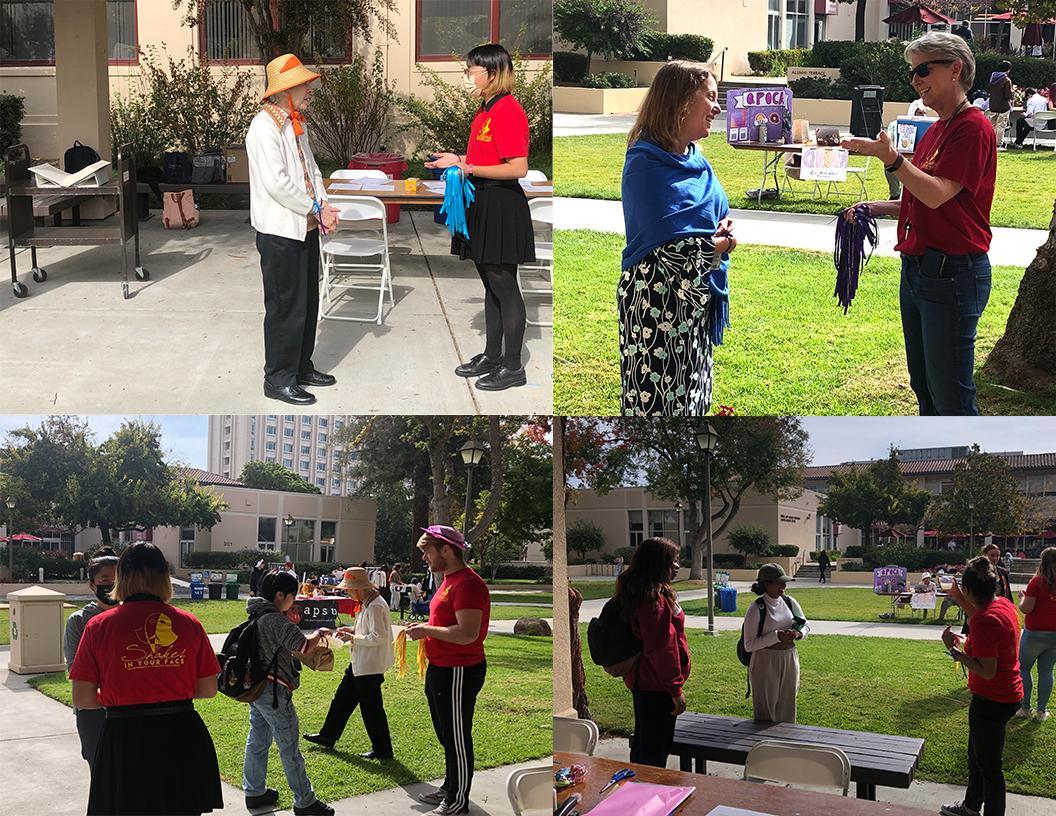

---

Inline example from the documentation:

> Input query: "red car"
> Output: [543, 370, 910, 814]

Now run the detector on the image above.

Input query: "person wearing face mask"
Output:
[425, 43, 535, 393]
[63, 546, 119, 772]
[247, 53, 340, 407]
[841, 32, 996, 416]
[619, 60, 734, 417]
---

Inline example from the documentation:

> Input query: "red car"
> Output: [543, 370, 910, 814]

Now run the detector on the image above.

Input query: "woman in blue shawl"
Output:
[620, 61, 736, 416]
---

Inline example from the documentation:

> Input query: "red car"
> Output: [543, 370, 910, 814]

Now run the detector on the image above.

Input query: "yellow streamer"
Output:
[394, 629, 427, 680]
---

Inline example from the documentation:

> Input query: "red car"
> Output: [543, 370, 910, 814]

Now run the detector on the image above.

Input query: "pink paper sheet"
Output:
[585, 781, 695, 816]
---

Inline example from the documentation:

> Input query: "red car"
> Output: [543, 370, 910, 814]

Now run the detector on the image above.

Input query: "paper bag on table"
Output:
[293, 644, 334, 672]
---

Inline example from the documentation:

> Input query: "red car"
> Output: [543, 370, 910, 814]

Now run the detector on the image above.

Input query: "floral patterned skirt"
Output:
[618, 236, 715, 416]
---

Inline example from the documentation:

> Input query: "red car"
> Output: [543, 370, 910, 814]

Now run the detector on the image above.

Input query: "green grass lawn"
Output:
[581, 629, 1056, 798]
[572, 580, 706, 602]
[0, 605, 84, 646]
[492, 592, 554, 604]
[554, 233, 1051, 416]
[29, 633, 552, 809]
[554, 134, 1055, 230]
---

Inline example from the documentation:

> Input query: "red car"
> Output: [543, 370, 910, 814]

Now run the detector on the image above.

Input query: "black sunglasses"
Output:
[909, 59, 954, 80]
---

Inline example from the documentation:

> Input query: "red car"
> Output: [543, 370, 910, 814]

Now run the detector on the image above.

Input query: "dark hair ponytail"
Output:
[259, 570, 298, 602]
[961, 555, 998, 605]
[616, 537, 680, 613]
[751, 582, 764, 595]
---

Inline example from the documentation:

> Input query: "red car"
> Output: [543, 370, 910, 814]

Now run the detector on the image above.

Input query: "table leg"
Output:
[856, 781, 876, 800]
[757, 152, 768, 202]
[679, 755, 691, 772]
[694, 757, 706, 775]
[72, 205, 81, 226]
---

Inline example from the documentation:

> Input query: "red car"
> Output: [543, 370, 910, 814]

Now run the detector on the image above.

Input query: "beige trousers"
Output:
[987, 111, 1010, 143]
[750, 647, 800, 723]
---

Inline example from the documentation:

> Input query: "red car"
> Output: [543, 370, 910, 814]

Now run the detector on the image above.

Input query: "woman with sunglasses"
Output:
[841, 32, 996, 416]
[426, 43, 535, 392]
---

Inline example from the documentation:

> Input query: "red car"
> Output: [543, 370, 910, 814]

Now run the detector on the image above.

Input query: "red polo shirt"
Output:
[69, 600, 219, 707]
[1025, 575, 1056, 632]
[465, 93, 530, 167]
[426, 566, 490, 667]
[894, 105, 996, 256]
[966, 596, 1023, 704]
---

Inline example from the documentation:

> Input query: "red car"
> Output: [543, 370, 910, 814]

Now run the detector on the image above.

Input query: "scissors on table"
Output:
[599, 767, 636, 793]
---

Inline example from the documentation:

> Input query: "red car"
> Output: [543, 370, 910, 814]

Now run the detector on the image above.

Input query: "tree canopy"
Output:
[926, 446, 1025, 548]
[239, 460, 321, 494]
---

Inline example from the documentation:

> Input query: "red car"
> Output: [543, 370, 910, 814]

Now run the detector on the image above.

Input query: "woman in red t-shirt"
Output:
[70, 543, 222, 815]
[940, 557, 1023, 816]
[1017, 547, 1056, 722]
[842, 32, 995, 417]
[425, 43, 535, 393]
[615, 537, 691, 768]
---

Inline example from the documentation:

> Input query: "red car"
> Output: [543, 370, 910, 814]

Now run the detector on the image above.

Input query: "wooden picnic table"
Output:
[669, 712, 925, 801]
[554, 752, 933, 816]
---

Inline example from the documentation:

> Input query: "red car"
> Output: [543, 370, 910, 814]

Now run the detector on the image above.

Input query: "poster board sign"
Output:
[787, 66, 840, 82]
[895, 116, 938, 153]
[873, 566, 908, 594]
[294, 598, 341, 629]
[799, 146, 849, 181]
[726, 87, 793, 144]
[911, 590, 937, 610]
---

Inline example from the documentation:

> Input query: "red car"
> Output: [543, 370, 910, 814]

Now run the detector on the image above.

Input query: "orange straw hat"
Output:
[337, 567, 374, 593]
[262, 53, 320, 101]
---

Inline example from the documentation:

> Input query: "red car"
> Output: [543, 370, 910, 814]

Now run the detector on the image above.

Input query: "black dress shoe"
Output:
[302, 732, 335, 749]
[245, 789, 279, 809]
[293, 801, 334, 816]
[264, 382, 317, 405]
[455, 353, 501, 378]
[297, 369, 337, 387]
[474, 365, 527, 391]
[358, 750, 393, 760]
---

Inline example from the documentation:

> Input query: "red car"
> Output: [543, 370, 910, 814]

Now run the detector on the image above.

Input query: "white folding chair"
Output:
[318, 196, 393, 325]
[330, 168, 387, 181]
[821, 155, 871, 202]
[506, 766, 553, 816]
[552, 716, 599, 756]
[1031, 111, 1056, 150]
[522, 170, 549, 183]
[518, 196, 553, 328]
[744, 740, 851, 797]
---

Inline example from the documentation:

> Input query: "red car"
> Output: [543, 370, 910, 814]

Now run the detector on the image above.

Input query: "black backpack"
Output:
[190, 150, 226, 184]
[737, 594, 794, 697]
[63, 140, 100, 173]
[163, 151, 193, 184]
[587, 596, 642, 678]
[216, 609, 281, 708]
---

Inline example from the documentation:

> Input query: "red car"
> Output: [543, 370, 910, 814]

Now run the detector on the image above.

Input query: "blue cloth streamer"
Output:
[833, 203, 879, 313]
[440, 165, 475, 241]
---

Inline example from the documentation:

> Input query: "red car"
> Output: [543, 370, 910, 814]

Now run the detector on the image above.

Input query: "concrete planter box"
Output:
[793, 98, 918, 129]
[554, 85, 650, 115]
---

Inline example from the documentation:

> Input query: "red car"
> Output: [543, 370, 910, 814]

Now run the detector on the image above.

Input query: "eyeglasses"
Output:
[909, 59, 954, 80]
[463, 67, 487, 78]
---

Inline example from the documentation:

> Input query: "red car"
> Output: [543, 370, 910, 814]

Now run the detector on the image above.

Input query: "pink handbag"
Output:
[163, 190, 200, 230]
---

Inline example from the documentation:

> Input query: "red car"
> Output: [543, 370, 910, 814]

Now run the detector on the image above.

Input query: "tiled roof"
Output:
[176, 467, 245, 487]
[805, 452, 1056, 479]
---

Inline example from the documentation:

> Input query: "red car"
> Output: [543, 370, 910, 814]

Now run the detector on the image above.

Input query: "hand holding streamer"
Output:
[833, 203, 879, 313]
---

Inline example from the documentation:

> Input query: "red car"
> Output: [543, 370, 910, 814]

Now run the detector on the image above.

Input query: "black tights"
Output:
[476, 262, 526, 370]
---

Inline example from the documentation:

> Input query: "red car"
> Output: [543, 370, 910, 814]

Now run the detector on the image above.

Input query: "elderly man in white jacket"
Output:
[247, 53, 340, 406]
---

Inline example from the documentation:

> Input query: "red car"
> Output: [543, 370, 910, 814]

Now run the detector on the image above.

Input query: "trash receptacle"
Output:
[225, 573, 240, 600]
[349, 152, 408, 224]
[190, 581, 205, 601]
[719, 587, 737, 613]
[208, 580, 223, 600]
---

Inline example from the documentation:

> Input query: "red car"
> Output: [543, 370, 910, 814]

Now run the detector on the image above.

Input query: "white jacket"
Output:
[743, 593, 809, 653]
[246, 106, 327, 242]
[348, 595, 395, 677]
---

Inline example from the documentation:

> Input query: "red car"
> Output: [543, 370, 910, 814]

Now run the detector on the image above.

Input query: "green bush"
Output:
[809, 549, 841, 561]
[567, 520, 607, 559]
[747, 48, 808, 76]
[613, 546, 636, 563]
[555, 51, 590, 83]
[838, 561, 871, 571]
[490, 563, 549, 581]
[0, 93, 26, 154]
[629, 32, 713, 62]
[771, 544, 800, 557]
[581, 72, 636, 89]
[714, 553, 745, 568]
[974, 53, 1056, 95]
[788, 76, 853, 100]
[728, 525, 773, 557]
[859, 544, 966, 572]
[1, 548, 87, 582]
[808, 40, 866, 69]
[840, 41, 916, 102]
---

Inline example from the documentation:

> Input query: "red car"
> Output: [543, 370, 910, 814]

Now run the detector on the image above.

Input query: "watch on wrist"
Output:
[885, 153, 904, 173]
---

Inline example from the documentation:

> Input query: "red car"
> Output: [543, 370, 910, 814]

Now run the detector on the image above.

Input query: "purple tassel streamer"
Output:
[833, 203, 879, 314]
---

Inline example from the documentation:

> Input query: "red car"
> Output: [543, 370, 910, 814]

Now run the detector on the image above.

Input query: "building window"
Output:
[816, 514, 833, 551]
[266, 425, 276, 435]
[265, 440, 277, 451]
[767, 0, 781, 49]
[814, 13, 826, 43]
[335, 420, 344, 429]
[319, 418, 328, 428]
[319, 520, 337, 562]
[284, 427, 294, 438]
[317, 462, 326, 472]
[0, 0, 138, 65]
[648, 509, 680, 542]
[301, 445, 310, 455]
[200, 0, 350, 64]
[316, 477, 325, 487]
[416, 0, 551, 61]
[265, 453, 275, 462]
[257, 517, 277, 551]
[628, 510, 644, 548]
[179, 526, 195, 567]
[317, 447, 326, 459]
[785, 0, 808, 48]
[318, 432, 327, 443]
[301, 430, 311, 440]
[331, 478, 341, 489]
[300, 460, 310, 470]
[285, 415, 294, 422]
[302, 416, 312, 425]
[283, 457, 293, 467]
[283, 443, 293, 453]
[224, 440, 231, 450]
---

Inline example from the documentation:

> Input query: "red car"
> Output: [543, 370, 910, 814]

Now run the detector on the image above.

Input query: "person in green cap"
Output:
[742, 563, 810, 722]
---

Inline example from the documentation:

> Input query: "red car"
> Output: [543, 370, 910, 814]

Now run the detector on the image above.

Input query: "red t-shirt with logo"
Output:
[894, 105, 996, 256]
[465, 93, 530, 167]
[966, 596, 1023, 704]
[426, 566, 491, 667]
[1025, 575, 1056, 632]
[69, 600, 220, 707]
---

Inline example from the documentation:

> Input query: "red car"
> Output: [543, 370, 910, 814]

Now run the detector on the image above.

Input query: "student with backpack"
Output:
[241, 571, 335, 815]
[741, 563, 809, 723]
[614, 537, 690, 768]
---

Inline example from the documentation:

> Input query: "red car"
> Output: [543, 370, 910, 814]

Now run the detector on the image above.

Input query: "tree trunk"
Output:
[855, 0, 867, 41]
[99, 524, 112, 546]
[980, 201, 1056, 396]
[427, 418, 455, 525]
[466, 416, 504, 545]
[569, 585, 591, 719]
[688, 501, 702, 580]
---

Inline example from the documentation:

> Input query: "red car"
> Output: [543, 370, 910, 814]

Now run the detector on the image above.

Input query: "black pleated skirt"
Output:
[88, 701, 223, 815]
[451, 178, 536, 266]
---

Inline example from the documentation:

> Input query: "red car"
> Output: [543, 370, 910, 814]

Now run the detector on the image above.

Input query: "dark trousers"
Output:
[1016, 115, 1056, 144]
[317, 668, 393, 756]
[819, 565, 828, 583]
[899, 252, 991, 415]
[476, 262, 526, 370]
[425, 661, 486, 811]
[964, 694, 1021, 816]
[630, 689, 677, 768]
[257, 229, 320, 388]
[76, 708, 106, 772]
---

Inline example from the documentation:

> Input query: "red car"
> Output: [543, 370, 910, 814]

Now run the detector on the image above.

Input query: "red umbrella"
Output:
[0, 532, 43, 542]
[883, 4, 955, 25]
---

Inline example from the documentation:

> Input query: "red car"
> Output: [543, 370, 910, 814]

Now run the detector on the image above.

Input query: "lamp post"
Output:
[283, 513, 294, 563]
[458, 439, 487, 536]
[674, 501, 684, 562]
[695, 423, 720, 635]
[969, 500, 975, 558]
[5, 497, 15, 582]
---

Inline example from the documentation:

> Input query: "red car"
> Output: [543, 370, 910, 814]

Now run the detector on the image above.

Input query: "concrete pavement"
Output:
[0, 211, 552, 414]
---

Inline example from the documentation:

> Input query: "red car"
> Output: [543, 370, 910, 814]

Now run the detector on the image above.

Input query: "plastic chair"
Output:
[1031, 111, 1056, 150]
[780, 160, 824, 201]
[518, 196, 553, 328]
[506, 766, 553, 816]
[552, 715, 599, 756]
[821, 155, 871, 202]
[318, 196, 393, 325]
[744, 740, 851, 796]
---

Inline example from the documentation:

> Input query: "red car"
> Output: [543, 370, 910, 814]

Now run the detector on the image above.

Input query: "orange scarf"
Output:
[288, 95, 306, 137]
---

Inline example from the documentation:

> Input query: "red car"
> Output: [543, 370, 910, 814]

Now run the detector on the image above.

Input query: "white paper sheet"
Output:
[422, 181, 447, 193]
[704, 808, 778, 816]
[357, 179, 394, 189]
[329, 182, 364, 190]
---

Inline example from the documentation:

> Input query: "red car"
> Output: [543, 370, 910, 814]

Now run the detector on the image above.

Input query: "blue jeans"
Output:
[243, 682, 317, 808]
[899, 252, 991, 415]
[1020, 628, 1056, 712]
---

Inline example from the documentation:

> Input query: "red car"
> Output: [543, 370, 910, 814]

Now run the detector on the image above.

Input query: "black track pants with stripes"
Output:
[425, 661, 487, 810]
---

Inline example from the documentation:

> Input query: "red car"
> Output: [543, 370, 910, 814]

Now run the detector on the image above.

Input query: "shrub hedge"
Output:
[1, 548, 85, 582]
[629, 32, 714, 62]
[582, 72, 637, 89]
[714, 553, 746, 568]
[748, 48, 808, 76]
[0, 94, 25, 155]
[555, 51, 590, 84]
[771, 544, 800, 557]
[974, 52, 1056, 95]
[788, 76, 853, 100]
[808, 550, 842, 561]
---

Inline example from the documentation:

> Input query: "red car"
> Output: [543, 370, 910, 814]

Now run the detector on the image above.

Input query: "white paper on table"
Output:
[329, 182, 364, 190]
[357, 179, 394, 189]
[704, 808, 779, 816]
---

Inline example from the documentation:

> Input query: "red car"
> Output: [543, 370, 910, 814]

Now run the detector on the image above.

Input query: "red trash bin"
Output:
[348, 152, 408, 224]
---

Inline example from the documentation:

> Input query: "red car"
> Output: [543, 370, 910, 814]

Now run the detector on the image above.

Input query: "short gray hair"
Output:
[904, 31, 975, 91]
